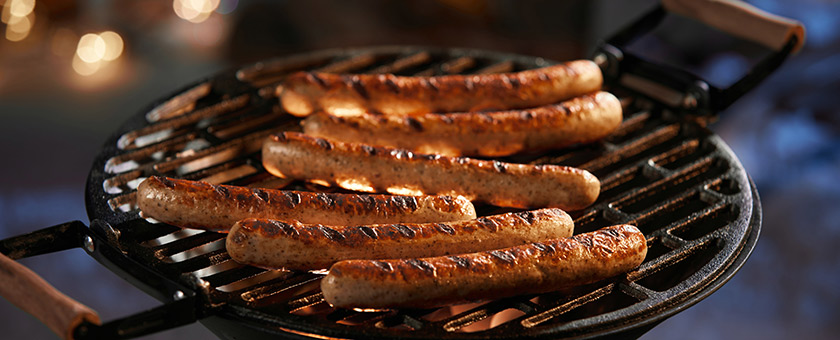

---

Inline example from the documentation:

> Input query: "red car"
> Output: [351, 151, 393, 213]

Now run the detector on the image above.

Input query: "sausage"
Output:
[136, 176, 476, 232]
[262, 132, 599, 210]
[302, 91, 622, 157]
[226, 208, 572, 270]
[279, 60, 602, 117]
[321, 224, 647, 309]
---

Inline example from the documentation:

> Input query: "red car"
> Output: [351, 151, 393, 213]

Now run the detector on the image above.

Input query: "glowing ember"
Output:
[386, 186, 424, 196]
[336, 178, 375, 192]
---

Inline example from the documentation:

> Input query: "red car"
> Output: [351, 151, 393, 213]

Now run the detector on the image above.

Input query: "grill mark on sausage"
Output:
[493, 161, 508, 173]
[435, 223, 455, 235]
[515, 210, 537, 224]
[347, 76, 369, 100]
[422, 78, 440, 93]
[253, 188, 270, 202]
[268, 220, 298, 236]
[314, 137, 333, 150]
[358, 226, 379, 239]
[475, 217, 500, 231]
[405, 259, 436, 274]
[489, 249, 515, 263]
[372, 261, 394, 272]
[320, 226, 345, 241]
[306, 72, 327, 88]
[508, 76, 521, 89]
[315, 193, 336, 208]
[284, 192, 301, 207]
[405, 117, 424, 132]
[159, 177, 177, 189]
[361, 144, 378, 156]
[214, 184, 231, 199]
[448, 255, 471, 268]
[394, 224, 416, 238]
[390, 196, 418, 211]
[384, 77, 400, 94]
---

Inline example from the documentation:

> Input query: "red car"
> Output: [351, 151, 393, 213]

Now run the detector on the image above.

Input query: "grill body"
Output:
[78, 46, 760, 339]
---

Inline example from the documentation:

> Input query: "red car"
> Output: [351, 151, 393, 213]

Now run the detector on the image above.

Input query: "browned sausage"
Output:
[302, 91, 622, 157]
[321, 224, 647, 309]
[262, 132, 599, 210]
[226, 208, 573, 270]
[136, 176, 476, 232]
[279, 60, 602, 117]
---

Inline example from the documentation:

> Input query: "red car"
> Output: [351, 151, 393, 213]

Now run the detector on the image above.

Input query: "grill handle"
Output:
[0, 221, 198, 340]
[662, 0, 805, 53]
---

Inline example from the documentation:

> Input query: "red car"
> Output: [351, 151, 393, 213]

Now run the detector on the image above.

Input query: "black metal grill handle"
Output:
[0, 221, 198, 340]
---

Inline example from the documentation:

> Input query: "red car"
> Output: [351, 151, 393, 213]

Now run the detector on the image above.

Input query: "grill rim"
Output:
[77, 45, 762, 339]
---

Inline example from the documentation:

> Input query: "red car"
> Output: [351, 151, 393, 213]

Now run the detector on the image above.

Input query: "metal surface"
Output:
[69, 45, 760, 339]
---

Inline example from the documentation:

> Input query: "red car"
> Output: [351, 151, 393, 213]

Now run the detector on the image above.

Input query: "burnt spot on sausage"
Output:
[346, 75, 370, 100]
[305, 72, 328, 88]
[314, 137, 333, 150]
[361, 144, 378, 156]
[515, 210, 537, 224]
[358, 226, 379, 239]
[384, 77, 400, 94]
[489, 249, 516, 263]
[435, 223, 455, 235]
[229, 229, 248, 245]
[405, 117, 424, 132]
[272, 132, 288, 142]
[532, 242, 555, 253]
[476, 217, 500, 231]
[454, 157, 470, 165]
[158, 177, 177, 189]
[253, 188, 270, 202]
[419, 153, 441, 160]
[422, 78, 440, 93]
[268, 220, 299, 237]
[283, 192, 301, 207]
[389, 149, 414, 160]
[214, 185, 231, 199]
[319, 226, 345, 241]
[390, 195, 418, 211]
[448, 255, 471, 268]
[372, 261, 394, 272]
[537, 71, 551, 82]
[520, 110, 536, 120]
[394, 224, 417, 238]
[405, 259, 436, 274]
[493, 161, 508, 173]
[508, 76, 521, 89]
[315, 193, 336, 208]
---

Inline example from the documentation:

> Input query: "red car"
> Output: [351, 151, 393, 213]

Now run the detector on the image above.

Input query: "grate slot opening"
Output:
[538, 288, 640, 328]
[333, 310, 392, 326]
[596, 166, 651, 205]
[586, 124, 683, 177]
[706, 177, 740, 195]
[163, 238, 226, 263]
[604, 111, 652, 145]
[614, 157, 727, 214]
[653, 139, 714, 171]
[146, 82, 211, 122]
[573, 210, 616, 234]
[239, 273, 323, 305]
[643, 238, 676, 264]
[636, 240, 722, 292]
[670, 204, 739, 240]
[369, 51, 434, 75]
[216, 269, 292, 293]
[632, 191, 712, 234]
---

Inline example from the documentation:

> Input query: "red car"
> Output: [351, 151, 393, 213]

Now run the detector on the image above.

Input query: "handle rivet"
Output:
[173, 290, 185, 300]
[82, 236, 95, 253]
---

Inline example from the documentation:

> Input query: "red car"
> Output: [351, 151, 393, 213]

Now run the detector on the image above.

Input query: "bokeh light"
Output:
[73, 31, 125, 76]
[3, 0, 35, 41]
[173, 0, 220, 23]
[76, 33, 106, 63]
[99, 31, 124, 61]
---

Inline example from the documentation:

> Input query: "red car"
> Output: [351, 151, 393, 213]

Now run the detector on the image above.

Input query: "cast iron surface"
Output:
[82, 46, 759, 339]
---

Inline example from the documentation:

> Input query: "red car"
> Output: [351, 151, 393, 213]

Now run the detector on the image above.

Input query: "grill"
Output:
[0, 3, 801, 340]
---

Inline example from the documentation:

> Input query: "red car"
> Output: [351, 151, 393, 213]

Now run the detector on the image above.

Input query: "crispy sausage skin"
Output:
[226, 208, 573, 270]
[262, 132, 599, 210]
[302, 91, 622, 157]
[279, 60, 602, 117]
[321, 224, 647, 309]
[136, 176, 476, 232]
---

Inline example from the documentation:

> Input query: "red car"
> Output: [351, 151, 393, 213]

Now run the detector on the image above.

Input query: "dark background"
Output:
[1, 0, 838, 339]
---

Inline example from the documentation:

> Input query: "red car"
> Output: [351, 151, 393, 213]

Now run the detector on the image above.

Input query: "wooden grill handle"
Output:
[662, 0, 805, 53]
[0, 252, 101, 340]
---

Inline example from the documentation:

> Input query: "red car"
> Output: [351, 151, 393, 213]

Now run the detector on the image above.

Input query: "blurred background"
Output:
[0, 0, 838, 339]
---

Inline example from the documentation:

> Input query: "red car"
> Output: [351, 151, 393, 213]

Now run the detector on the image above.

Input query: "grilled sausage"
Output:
[136, 176, 476, 232]
[321, 224, 647, 309]
[279, 60, 602, 117]
[262, 132, 599, 210]
[226, 208, 573, 270]
[302, 91, 622, 157]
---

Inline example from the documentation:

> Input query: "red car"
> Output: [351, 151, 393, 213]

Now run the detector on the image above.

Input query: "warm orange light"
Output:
[72, 53, 101, 76]
[386, 186, 425, 196]
[4, 11, 32, 41]
[173, 0, 220, 23]
[8, 0, 33, 17]
[77, 33, 105, 63]
[99, 30, 123, 61]
[336, 178, 375, 192]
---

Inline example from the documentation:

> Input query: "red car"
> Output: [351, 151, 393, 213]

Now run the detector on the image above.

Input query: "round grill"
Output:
[84, 46, 759, 339]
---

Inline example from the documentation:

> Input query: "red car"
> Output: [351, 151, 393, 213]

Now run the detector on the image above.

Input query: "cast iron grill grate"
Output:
[85, 46, 757, 339]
